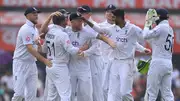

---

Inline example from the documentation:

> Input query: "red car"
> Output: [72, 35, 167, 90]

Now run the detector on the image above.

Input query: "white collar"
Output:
[26, 19, 35, 27]
[159, 20, 169, 25]
[53, 24, 65, 31]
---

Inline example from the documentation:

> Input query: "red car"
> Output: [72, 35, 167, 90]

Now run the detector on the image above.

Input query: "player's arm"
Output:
[96, 34, 116, 48]
[22, 31, 52, 67]
[40, 12, 62, 39]
[82, 18, 111, 35]
[82, 39, 99, 57]
[60, 33, 81, 55]
[135, 42, 151, 54]
[26, 44, 52, 67]
[143, 26, 160, 40]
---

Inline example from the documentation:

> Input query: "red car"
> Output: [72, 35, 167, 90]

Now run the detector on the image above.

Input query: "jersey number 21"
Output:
[46, 41, 55, 56]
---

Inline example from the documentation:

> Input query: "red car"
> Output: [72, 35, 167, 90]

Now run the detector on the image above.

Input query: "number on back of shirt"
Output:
[164, 34, 174, 53]
[46, 41, 55, 56]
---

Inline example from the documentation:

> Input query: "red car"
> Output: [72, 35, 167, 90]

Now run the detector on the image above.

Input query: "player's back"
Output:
[150, 21, 174, 59]
[45, 25, 70, 64]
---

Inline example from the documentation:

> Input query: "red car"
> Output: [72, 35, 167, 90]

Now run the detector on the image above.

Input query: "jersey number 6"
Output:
[46, 41, 55, 56]
[164, 34, 174, 53]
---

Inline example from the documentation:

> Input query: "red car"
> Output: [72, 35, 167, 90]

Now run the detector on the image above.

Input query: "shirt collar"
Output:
[26, 19, 35, 27]
[159, 20, 169, 25]
[53, 24, 65, 31]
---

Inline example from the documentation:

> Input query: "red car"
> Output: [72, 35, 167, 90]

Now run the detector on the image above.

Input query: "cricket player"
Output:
[67, 12, 115, 101]
[83, 9, 151, 101]
[143, 8, 174, 101]
[40, 10, 70, 101]
[12, 7, 52, 101]
[42, 13, 90, 101]
[98, 5, 116, 101]
[77, 5, 104, 101]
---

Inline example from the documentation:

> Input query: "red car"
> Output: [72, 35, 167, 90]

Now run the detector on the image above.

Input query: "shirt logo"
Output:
[26, 36, 31, 42]
[66, 40, 70, 44]
[72, 41, 79, 46]
[116, 37, 128, 42]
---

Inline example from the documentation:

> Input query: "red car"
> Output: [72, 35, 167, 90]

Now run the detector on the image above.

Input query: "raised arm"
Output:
[82, 18, 111, 35]
[143, 26, 160, 40]
[40, 12, 62, 39]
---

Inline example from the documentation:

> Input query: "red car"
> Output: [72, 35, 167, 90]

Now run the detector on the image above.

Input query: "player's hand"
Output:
[78, 52, 85, 57]
[77, 50, 84, 57]
[35, 36, 41, 45]
[50, 11, 62, 18]
[145, 9, 159, 28]
[144, 48, 151, 54]
[44, 59, 52, 68]
[80, 42, 89, 51]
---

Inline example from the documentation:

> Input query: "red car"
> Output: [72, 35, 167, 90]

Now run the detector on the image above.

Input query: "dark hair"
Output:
[52, 15, 66, 25]
[112, 9, 125, 20]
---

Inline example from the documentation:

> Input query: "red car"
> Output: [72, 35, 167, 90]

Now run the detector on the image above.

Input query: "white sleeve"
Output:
[143, 26, 161, 40]
[21, 29, 33, 45]
[92, 25, 111, 35]
[135, 42, 146, 53]
[83, 39, 99, 57]
[60, 34, 79, 55]
[134, 26, 144, 40]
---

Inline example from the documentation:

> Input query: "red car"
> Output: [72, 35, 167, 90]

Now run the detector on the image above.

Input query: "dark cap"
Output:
[111, 9, 125, 17]
[77, 5, 92, 14]
[58, 9, 70, 14]
[69, 12, 83, 21]
[58, 9, 70, 17]
[156, 8, 169, 19]
[24, 7, 41, 16]
[105, 4, 116, 11]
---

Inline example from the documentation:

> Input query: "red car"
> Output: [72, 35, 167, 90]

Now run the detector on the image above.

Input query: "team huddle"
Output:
[11, 4, 174, 101]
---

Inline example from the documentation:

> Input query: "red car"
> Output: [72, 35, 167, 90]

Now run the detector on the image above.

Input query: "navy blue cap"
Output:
[105, 4, 116, 11]
[58, 9, 70, 17]
[111, 9, 125, 17]
[24, 7, 41, 16]
[58, 9, 70, 14]
[69, 12, 83, 21]
[77, 5, 92, 14]
[156, 8, 169, 18]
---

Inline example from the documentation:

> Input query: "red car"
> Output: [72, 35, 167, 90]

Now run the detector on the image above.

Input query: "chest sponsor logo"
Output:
[72, 41, 79, 46]
[116, 37, 128, 42]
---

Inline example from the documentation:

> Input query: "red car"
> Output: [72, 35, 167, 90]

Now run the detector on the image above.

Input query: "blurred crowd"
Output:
[0, 50, 180, 101]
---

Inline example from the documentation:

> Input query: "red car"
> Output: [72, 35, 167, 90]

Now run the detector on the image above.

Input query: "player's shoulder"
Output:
[18, 24, 32, 35]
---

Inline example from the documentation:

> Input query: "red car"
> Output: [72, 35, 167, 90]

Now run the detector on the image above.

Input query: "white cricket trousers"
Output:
[12, 59, 37, 101]
[90, 55, 104, 101]
[108, 59, 135, 101]
[70, 70, 93, 101]
[145, 58, 174, 101]
[46, 63, 71, 101]
[102, 58, 113, 101]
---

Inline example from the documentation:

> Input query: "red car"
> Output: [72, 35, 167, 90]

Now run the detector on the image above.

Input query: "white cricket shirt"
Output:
[13, 19, 38, 62]
[43, 24, 79, 64]
[93, 21, 145, 60]
[143, 20, 174, 59]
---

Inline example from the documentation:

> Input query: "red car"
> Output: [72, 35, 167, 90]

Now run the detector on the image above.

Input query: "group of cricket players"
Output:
[11, 4, 175, 101]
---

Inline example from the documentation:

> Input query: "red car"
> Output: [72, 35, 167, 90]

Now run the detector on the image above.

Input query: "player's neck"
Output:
[117, 21, 126, 28]
[107, 20, 114, 25]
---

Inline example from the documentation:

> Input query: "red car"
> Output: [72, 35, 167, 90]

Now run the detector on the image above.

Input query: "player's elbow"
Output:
[26, 44, 34, 53]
